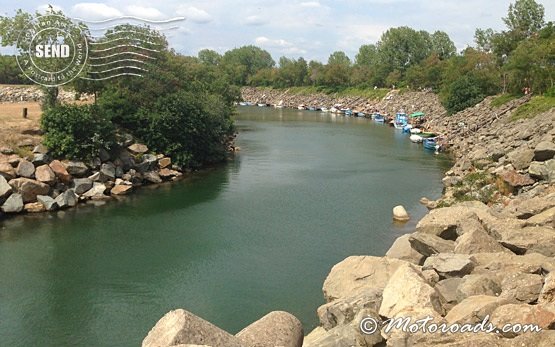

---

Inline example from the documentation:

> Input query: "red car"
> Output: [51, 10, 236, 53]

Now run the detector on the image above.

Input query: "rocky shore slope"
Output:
[141, 88, 554, 347]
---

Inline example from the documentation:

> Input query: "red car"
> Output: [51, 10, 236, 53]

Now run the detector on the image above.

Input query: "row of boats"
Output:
[237, 102, 443, 152]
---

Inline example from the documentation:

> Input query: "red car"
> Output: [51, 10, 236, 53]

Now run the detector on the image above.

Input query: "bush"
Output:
[41, 104, 115, 160]
[442, 75, 487, 114]
[135, 91, 235, 168]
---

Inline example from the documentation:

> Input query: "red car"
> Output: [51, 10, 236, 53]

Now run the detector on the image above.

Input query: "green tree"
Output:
[376, 27, 432, 77]
[198, 49, 222, 66]
[503, 0, 545, 39]
[221, 45, 275, 85]
[431, 31, 456, 60]
[355, 44, 378, 66]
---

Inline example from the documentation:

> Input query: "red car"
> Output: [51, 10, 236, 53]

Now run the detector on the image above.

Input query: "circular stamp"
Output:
[16, 14, 88, 87]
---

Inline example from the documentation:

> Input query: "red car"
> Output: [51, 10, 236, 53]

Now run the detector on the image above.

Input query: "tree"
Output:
[503, 0, 545, 39]
[221, 45, 275, 85]
[431, 31, 456, 60]
[328, 51, 351, 66]
[355, 44, 378, 66]
[376, 27, 432, 77]
[474, 28, 495, 52]
[198, 49, 222, 66]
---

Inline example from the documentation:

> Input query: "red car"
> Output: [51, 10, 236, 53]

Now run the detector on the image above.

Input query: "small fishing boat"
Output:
[410, 134, 423, 143]
[298, 104, 306, 110]
[239, 102, 249, 106]
[402, 124, 413, 133]
[357, 112, 366, 117]
[410, 128, 422, 134]
[344, 109, 353, 116]
[423, 137, 440, 151]
[274, 100, 284, 108]
[393, 113, 408, 129]
[258, 103, 267, 107]
[320, 107, 329, 112]
[373, 113, 385, 122]
[308, 106, 316, 111]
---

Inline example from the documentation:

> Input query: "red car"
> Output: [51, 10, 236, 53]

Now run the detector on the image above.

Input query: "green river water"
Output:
[0, 107, 450, 346]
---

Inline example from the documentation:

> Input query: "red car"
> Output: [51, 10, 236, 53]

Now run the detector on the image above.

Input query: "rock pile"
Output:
[0, 143, 182, 217]
[0, 85, 93, 103]
[241, 87, 446, 117]
[142, 309, 303, 347]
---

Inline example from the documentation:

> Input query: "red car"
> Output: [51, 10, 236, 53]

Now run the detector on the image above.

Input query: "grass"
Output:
[490, 94, 519, 108]
[511, 96, 555, 121]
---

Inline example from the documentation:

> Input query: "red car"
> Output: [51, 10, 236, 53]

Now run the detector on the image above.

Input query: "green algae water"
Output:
[0, 107, 450, 346]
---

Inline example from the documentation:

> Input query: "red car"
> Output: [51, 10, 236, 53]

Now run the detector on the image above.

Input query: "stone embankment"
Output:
[0, 85, 92, 103]
[142, 88, 555, 346]
[0, 141, 184, 217]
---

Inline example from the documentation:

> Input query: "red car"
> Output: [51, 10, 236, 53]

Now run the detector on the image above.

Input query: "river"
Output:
[0, 107, 450, 346]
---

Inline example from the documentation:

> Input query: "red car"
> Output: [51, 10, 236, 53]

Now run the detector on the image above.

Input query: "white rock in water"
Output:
[393, 205, 410, 222]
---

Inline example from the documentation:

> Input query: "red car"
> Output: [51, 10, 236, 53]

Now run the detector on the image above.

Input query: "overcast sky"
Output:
[1, 1, 554, 62]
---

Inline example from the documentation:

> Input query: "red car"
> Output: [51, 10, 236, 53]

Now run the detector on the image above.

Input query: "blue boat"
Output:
[393, 113, 408, 129]
[373, 113, 385, 122]
[423, 137, 439, 151]
[344, 109, 353, 116]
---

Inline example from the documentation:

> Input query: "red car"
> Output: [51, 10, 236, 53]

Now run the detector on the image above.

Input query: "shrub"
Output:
[442, 75, 486, 114]
[135, 91, 235, 168]
[41, 104, 115, 160]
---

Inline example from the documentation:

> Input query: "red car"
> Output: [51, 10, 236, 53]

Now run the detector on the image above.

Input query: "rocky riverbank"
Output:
[0, 141, 186, 217]
[0, 85, 93, 103]
[141, 88, 555, 347]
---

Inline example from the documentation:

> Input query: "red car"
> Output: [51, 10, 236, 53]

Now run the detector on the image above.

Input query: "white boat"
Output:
[274, 100, 284, 108]
[298, 104, 306, 110]
[330, 107, 338, 113]
[410, 128, 422, 134]
[257, 103, 266, 107]
[320, 107, 329, 112]
[410, 135, 423, 143]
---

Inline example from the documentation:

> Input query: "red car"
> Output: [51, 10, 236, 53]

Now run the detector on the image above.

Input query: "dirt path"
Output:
[0, 102, 42, 152]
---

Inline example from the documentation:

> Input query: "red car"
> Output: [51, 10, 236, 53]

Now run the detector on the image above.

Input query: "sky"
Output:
[1, 0, 554, 63]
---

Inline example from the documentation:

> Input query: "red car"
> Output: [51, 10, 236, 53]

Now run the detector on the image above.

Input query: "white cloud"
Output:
[300, 1, 321, 8]
[125, 5, 165, 20]
[71, 3, 122, 19]
[176, 6, 213, 24]
[255, 36, 293, 48]
[244, 15, 266, 26]
[36, 4, 64, 13]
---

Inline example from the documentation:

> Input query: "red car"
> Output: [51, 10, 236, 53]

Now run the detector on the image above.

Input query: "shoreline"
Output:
[142, 87, 555, 347]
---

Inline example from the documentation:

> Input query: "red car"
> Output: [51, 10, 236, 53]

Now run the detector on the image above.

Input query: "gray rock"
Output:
[454, 228, 507, 254]
[317, 288, 382, 330]
[32, 153, 49, 166]
[499, 226, 555, 257]
[236, 311, 303, 347]
[534, 141, 555, 161]
[82, 182, 108, 199]
[423, 253, 476, 279]
[16, 159, 35, 178]
[539, 272, 555, 304]
[128, 143, 148, 154]
[0, 175, 12, 200]
[379, 263, 446, 318]
[37, 195, 58, 211]
[55, 190, 78, 209]
[302, 326, 356, 347]
[100, 163, 116, 180]
[386, 234, 426, 265]
[456, 274, 502, 301]
[442, 176, 461, 187]
[435, 278, 462, 310]
[143, 171, 162, 184]
[73, 178, 93, 195]
[142, 309, 243, 347]
[35, 164, 56, 185]
[445, 295, 508, 325]
[9, 177, 50, 203]
[415, 203, 488, 240]
[409, 233, 455, 257]
[1, 193, 23, 213]
[98, 148, 110, 162]
[322, 256, 408, 302]
[32, 144, 48, 154]
[64, 161, 89, 177]
[500, 272, 543, 303]
[507, 148, 534, 170]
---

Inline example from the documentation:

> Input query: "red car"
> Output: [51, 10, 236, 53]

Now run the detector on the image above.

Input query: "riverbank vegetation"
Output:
[0, 0, 554, 163]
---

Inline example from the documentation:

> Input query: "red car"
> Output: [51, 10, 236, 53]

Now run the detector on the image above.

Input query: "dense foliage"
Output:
[41, 104, 115, 159]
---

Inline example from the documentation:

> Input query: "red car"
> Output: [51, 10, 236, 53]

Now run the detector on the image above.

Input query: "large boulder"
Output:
[0, 175, 12, 200]
[499, 272, 543, 303]
[534, 141, 555, 161]
[54, 190, 78, 209]
[158, 157, 171, 169]
[423, 253, 476, 279]
[24, 202, 45, 213]
[0, 162, 16, 180]
[144, 171, 163, 184]
[128, 143, 148, 154]
[415, 203, 488, 240]
[100, 163, 116, 181]
[454, 228, 507, 254]
[456, 274, 502, 301]
[37, 195, 58, 211]
[63, 161, 89, 177]
[529, 161, 549, 180]
[385, 234, 425, 265]
[445, 295, 508, 324]
[525, 207, 555, 227]
[540, 272, 555, 304]
[73, 178, 93, 195]
[435, 278, 462, 311]
[15, 159, 35, 178]
[322, 256, 407, 302]
[499, 226, 555, 256]
[408, 233, 455, 257]
[235, 311, 303, 347]
[35, 164, 56, 185]
[302, 325, 358, 347]
[379, 263, 446, 318]
[49, 160, 72, 183]
[392, 205, 410, 221]
[1, 193, 23, 213]
[317, 288, 382, 330]
[507, 148, 534, 170]
[9, 177, 50, 203]
[111, 184, 133, 195]
[497, 169, 535, 190]
[491, 303, 555, 338]
[142, 309, 243, 347]
[82, 183, 108, 200]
